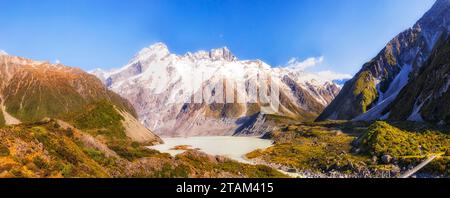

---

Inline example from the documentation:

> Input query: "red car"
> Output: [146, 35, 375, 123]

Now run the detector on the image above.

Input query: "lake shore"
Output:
[147, 136, 274, 163]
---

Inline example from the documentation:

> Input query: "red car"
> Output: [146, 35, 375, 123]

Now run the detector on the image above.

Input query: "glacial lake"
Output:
[147, 136, 274, 163]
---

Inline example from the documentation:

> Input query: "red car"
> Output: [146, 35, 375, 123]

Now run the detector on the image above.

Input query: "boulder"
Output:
[381, 155, 393, 164]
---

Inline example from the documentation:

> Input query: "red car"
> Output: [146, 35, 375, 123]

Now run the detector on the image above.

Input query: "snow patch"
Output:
[407, 99, 427, 122]
[383, 64, 412, 100]
[353, 64, 412, 121]
[353, 93, 397, 121]
[380, 112, 390, 120]
[438, 77, 450, 96]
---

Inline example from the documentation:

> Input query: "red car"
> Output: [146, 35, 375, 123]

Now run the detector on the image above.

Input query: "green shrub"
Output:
[0, 143, 10, 156]
[61, 163, 73, 177]
[73, 100, 127, 141]
[33, 156, 49, 169]
[109, 140, 159, 161]
[0, 111, 5, 127]
[352, 71, 378, 113]
[82, 147, 116, 166]
[359, 121, 450, 157]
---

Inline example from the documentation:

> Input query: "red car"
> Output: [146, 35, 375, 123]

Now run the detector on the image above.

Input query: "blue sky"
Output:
[0, 0, 435, 75]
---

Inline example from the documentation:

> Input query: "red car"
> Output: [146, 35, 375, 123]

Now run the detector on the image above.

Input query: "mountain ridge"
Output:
[0, 53, 161, 144]
[317, 0, 450, 124]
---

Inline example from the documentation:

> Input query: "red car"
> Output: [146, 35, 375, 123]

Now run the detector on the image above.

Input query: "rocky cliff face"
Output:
[93, 43, 343, 137]
[317, 0, 450, 124]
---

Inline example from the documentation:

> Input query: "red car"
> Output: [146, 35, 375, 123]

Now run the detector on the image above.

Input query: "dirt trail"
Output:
[1, 96, 21, 125]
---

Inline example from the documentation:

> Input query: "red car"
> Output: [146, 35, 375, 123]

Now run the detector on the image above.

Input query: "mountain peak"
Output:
[434, 0, 450, 8]
[414, 0, 449, 31]
[131, 42, 170, 63]
[209, 47, 236, 61]
[148, 42, 169, 51]
[186, 46, 237, 62]
[210, 46, 230, 53]
[142, 42, 170, 55]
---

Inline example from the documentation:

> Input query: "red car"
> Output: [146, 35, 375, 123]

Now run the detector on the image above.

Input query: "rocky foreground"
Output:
[0, 118, 287, 178]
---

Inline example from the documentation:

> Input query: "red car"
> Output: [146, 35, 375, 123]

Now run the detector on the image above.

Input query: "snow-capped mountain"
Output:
[317, 0, 450, 124]
[93, 43, 344, 137]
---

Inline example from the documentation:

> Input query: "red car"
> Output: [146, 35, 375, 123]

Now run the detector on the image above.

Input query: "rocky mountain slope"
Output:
[317, 0, 450, 125]
[388, 33, 450, 124]
[0, 53, 161, 144]
[93, 44, 343, 137]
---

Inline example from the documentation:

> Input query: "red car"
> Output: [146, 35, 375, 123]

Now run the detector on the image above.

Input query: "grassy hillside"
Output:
[72, 100, 126, 140]
[64, 100, 158, 161]
[0, 55, 137, 123]
[357, 121, 450, 175]
[358, 121, 450, 157]
[3, 72, 136, 123]
[0, 120, 111, 177]
[247, 120, 450, 177]
[0, 54, 162, 156]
